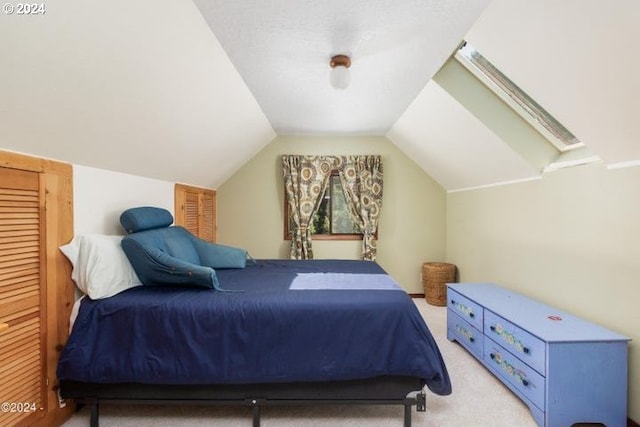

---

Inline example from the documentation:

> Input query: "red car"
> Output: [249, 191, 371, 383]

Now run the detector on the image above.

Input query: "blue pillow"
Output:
[120, 207, 173, 234]
[192, 238, 247, 269]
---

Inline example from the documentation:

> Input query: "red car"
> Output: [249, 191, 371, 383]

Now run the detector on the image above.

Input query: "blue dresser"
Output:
[446, 283, 629, 427]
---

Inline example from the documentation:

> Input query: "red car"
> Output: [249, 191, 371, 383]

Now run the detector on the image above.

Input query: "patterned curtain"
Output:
[337, 155, 383, 261]
[282, 155, 333, 259]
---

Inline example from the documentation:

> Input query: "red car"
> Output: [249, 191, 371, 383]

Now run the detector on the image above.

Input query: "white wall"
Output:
[73, 165, 174, 235]
[0, 0, 275, 189]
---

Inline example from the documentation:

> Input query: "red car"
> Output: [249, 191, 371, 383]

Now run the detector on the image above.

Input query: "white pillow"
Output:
[59, 235, 142, 299]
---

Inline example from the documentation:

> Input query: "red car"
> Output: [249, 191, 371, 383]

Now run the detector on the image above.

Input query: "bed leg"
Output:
[404, 403, 412, 427]
[416, 390, 426, 412]
[404, 389, 425, 427]
[250, 399, 261, 427]
[89, 400, 99, 427]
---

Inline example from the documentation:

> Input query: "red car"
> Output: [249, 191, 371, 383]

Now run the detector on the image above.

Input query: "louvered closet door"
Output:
[184, 191, 200, 237]
[175, 184, 216, 243]
[199, 192, 216, 243]
[0, 167, 46, 427]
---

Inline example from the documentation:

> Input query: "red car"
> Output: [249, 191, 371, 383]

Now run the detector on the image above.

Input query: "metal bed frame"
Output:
[61, 376, 427, 427]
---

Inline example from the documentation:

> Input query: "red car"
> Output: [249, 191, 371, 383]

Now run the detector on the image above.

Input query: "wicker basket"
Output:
[422, 262, 457, 306]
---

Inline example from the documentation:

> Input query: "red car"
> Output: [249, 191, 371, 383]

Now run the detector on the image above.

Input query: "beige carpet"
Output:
[61, 299, 537, 427]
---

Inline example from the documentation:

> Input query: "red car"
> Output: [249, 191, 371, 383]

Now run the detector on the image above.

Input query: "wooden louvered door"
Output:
[0, 166, 46, 427]
[175, 183, 216, 243]
[199, 191, 215, 243]
[184, 191, 200, 237]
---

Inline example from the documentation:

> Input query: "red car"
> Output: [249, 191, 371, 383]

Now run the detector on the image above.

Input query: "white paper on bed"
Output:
[289, 273, 403, 290]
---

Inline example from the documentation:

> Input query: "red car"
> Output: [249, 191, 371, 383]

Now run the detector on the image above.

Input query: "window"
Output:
[455, 41, 582, 152]
[284, 171, 367, 240]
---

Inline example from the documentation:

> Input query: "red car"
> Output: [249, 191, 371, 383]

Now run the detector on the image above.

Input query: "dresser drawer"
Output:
[447, 309, 483, 360]
[447, 288, 483, 332]
[484, 310, 546, 375]
[484, 340, 545, 411]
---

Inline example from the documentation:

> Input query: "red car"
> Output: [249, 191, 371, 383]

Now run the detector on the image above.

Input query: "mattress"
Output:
[57, 259, 451, 396]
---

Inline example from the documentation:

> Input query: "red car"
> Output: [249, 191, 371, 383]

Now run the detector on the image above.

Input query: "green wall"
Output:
[447, 162, 640, 421]
[217, 135, 447, 293]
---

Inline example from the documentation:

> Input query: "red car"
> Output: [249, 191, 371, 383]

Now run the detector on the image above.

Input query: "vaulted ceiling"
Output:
[1, 0, 639, 191]
[193, 0, 489, 135]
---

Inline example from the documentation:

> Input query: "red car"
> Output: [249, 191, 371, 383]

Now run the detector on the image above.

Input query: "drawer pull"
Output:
[489, 323, 531, 356]
[451, 299, 476, 319]
[455, 324, 475, 343]
[489, 350, 532, 389]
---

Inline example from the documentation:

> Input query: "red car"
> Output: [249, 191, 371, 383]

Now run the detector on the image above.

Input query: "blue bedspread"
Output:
[57, 260, 451, 396]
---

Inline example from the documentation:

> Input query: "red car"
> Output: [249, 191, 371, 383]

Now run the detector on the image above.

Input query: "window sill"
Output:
[312, 234, 365, 241]
[284, 233, 380, 241]
[285, 234, 363, 241]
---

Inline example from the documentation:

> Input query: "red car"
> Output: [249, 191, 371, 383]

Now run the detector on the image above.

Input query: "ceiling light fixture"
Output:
[329, 54, 351, 90]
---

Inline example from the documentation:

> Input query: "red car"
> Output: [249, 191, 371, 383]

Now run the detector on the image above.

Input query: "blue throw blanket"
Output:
[57, 260, 451, 396]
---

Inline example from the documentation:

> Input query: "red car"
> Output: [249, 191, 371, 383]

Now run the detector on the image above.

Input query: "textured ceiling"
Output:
[194, 0, 490, 135]
[2, 0, 639, 192]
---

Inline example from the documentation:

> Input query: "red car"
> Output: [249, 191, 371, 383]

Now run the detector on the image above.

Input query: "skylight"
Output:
[455, 41, 582, 152]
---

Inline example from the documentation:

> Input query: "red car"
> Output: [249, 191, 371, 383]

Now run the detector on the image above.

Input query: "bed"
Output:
[57, 207, 450, 426]
[57, 258, 451, 427]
